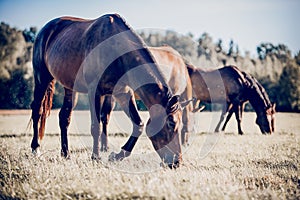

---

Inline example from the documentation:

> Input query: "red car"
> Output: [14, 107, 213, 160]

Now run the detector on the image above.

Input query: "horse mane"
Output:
[242, 71, 269, 111]
[253, 77, 272, 109]
[109, 14, 151, 51]
[106, 14, 173, 107]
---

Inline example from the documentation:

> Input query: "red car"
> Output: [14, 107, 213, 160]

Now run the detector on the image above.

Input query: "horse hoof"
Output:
[32, 148, 41, 157]
[91, 154, 101, 161]
[108, 152, 117, 162]
[100, 147, 109, 152]
[182, 143, 189, 148]
[108, 150, 130, 162]
[61, 151, 71, 159]
[160, 161, 180, 169]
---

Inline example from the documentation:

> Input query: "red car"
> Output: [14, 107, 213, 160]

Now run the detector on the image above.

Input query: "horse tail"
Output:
[39, 80, 55, 140]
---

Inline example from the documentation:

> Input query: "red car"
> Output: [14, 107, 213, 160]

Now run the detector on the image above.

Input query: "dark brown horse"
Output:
[220, 72, 276, 134]
[30, 14, 183, 168]
[100, 46, 193, 159]
[187, 64, 275, 134]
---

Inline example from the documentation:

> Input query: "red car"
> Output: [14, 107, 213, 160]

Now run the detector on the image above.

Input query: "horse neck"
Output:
[256, 80, 272, 108]
[247, 87, 267, 115]
[113, 20, 172, 108]
[97, 14, 173, 109]
[121, 50, 172, 109]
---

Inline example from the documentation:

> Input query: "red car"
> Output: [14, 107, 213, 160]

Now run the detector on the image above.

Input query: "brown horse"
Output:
[100, 46, 193, 158]
[187, 64, 275, 134]
[220, 72, 276, 134]
[30, 14, 183, 168]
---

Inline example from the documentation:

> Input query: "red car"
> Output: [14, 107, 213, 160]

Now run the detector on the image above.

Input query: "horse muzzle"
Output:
[156, 147, 182, 169]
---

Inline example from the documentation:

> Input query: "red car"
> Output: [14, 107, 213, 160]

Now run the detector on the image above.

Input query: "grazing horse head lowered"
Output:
[102, 46, 193, 167]
[187, 64, 275, 135]
[242, 72, 276, 134]
[30, 13, 182, 168]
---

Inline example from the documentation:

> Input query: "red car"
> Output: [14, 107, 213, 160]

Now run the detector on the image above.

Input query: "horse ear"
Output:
[272, 103, 276, 110]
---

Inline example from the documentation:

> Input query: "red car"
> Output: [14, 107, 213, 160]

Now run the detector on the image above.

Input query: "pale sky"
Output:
[0, 0, 299, 56]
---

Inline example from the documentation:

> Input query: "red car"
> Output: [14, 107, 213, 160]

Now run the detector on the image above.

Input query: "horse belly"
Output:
[46, 40, 88, 93]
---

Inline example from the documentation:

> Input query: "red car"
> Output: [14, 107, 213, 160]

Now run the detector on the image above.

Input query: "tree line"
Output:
[0, 22, 299, 112]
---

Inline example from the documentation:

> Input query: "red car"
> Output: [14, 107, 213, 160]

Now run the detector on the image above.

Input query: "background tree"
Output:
[0, 22, 34, 109]
[0, 22, 299, 112]
[276, 62, 300, 112]
[294, 51, 300, 66]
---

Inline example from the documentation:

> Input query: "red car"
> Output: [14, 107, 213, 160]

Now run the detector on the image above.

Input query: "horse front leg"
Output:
[109, 91, 144, 161]
[100, 95, 115, 152]
[221, 104, 234, 132]
[59, 88, 78, 158]
[235, 102, 244, 135]
[181, 107, 191, 146]
[88, 89, 102, 160]
[214, 103, 229, 132]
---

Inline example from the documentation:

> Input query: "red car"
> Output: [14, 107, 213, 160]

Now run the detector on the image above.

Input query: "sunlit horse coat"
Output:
[30, 14, 183, 168]
[99, 46, 193, 159]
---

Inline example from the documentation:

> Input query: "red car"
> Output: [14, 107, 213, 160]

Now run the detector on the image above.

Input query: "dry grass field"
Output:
[0, 110, 299, 199]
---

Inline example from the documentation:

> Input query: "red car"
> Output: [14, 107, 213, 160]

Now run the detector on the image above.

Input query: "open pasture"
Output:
[0, 110, 299, 199]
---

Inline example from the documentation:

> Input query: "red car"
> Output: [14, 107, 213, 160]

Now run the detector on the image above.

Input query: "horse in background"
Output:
[187, 64, 275, 135]
[220, 72, 276, 134]
[100, 46, 194, 158]
[30, 14, 183, 168]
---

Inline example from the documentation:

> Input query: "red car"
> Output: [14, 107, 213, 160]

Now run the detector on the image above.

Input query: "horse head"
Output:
[256, 112, 272, 134]
[244, 72, 275, 135]
[255, 103, 276, 134]
[146, 95, 183, 169]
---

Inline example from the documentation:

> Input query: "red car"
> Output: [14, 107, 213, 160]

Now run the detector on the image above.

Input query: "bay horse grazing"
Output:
[100, 46, 193, 158]
[220, 72, 276, 134]
[187, 64, 275, 134]
[30, 14, 183, 168]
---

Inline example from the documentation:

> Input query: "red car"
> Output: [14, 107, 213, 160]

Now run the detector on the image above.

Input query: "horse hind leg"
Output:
[88, 89, 102, 160]
[233, 103, 244, 135]
[31, 78, 55, 155]
[59, 88, 78, 158]
[181, 107, 190, 146]
[235, 103, 244, 135]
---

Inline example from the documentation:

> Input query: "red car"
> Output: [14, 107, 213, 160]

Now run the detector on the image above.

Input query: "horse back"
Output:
[33, 17, 94, 91]
[149, 46, 191, 96]
[187, 64, 247, 103]
[219, 65, 248, 100]
[33, 14, 134, 92]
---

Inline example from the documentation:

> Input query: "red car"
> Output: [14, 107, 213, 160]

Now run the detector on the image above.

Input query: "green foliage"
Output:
[295, 51, 300, 66]
[0, 68, 33, 109]
[0, 22, 34, 109]
[277, 62, 300, 112]
[22, 27, 37, 43]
